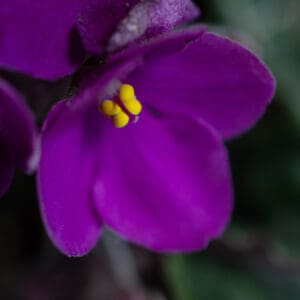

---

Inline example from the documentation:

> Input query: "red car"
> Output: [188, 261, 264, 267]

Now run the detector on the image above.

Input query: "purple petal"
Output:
[107, 0, 200, 51]
[74, 26, 206, 110]
[77, 0, 139, 55]
[37, 100, 103, 256]
[93, 112, 233, 252]
[0, 78, 38, 174]
[0, 0, 86, 79]
[120, 30, 275, 139]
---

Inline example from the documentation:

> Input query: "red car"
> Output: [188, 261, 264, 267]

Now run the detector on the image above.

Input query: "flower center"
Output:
[99, 84, 142, 128]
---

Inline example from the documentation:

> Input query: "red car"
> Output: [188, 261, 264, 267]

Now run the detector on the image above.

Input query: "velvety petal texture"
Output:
[75, 26, 207, 109]
[120, 30, 275, 139]
[0, 0, 86, 79]
[37, 101, 103, 256]
[77, 0, 140, 55]
[38, 96, 232, 255]
[0, 78, 38, 196]
[94, 112, 232, 251]
[77, 0, 199, 54]
[107, 0, 200, 51]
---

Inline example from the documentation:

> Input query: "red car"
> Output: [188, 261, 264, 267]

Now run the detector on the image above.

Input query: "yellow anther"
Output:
[112, 111, 130, 128]
[99, 84, 141, 128]
[119, 84, 135, 102]
[99, 100, 121, 116]
[118, 84, 142, 115]
[122, 99, 142, 115]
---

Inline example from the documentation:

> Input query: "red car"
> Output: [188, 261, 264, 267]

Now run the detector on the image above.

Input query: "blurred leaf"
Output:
[164, 251, 300, 300]
[271, 213, 300, 256]
[226, 102, 300, 228]
[164, 254, 267, 300]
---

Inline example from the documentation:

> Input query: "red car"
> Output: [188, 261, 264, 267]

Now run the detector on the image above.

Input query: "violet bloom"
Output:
[0, 0, 198, 79]
[37, 26, 275, 256]
[0, 78, 38, 197]
[0, 0, 197, 195]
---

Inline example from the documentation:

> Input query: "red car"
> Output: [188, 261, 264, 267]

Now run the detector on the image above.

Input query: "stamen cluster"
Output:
[99, 84, 142, 128]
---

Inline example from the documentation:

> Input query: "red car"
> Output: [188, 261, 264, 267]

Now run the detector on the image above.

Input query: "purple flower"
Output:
[0, 78, 39, 197]
[78, 0, 199, 54]
[0, 0, 199, 79]
[0, 0, 197, 195]
[37, 26, 275, 257]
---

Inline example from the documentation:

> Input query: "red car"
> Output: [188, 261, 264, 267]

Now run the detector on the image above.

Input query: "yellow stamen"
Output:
[119, 84, 142, 115]
[122, 99, 142, 115]
[99, 100, 121, 116]
[99, 84, 142, 128]
[119, 84, 135, 102]
[112, 111, 129, 128]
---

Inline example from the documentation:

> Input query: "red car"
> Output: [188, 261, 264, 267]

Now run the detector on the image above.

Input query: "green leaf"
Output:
[164, 254, 267, 300]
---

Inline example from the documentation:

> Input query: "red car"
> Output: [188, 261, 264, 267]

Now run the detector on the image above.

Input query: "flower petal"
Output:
[73, 26, 206, 110]
[77, 0, 199, 55]
[0, 78, 38, 174]
[107, 0, 200, 51]
[123, 30, 275, 139]
[0, 0, 86, 79]
[77, 0, 139, 55]
[93, 112, 233, 252]
[37, 100, 103, 256]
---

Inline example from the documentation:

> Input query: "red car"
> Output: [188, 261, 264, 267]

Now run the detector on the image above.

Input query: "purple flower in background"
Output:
[0, 78, 38, 197]
[78, 0, 199, 54]
[0, 0, 199, 79]
[37, 26, 275, 256]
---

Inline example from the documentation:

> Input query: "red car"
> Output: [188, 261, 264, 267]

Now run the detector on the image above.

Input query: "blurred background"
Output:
[1, 0, 300, 299]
